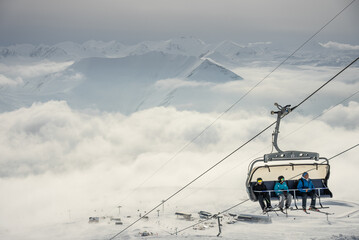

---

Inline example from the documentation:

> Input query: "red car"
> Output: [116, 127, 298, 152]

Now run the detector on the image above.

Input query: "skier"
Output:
[297, 172, 317, 212]
[253, 177, 272, 213]
[274, 175, 292, 212]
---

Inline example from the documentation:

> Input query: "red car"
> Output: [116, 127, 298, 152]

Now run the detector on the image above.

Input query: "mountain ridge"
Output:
[0, 48, 244, 114]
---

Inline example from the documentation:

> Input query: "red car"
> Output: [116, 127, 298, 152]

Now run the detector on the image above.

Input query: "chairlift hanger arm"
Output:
[271, 103, 293, 118]
[270, 103, 294, 153]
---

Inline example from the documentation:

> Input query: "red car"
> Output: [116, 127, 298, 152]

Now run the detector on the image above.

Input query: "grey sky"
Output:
[0, 0, 358, 46]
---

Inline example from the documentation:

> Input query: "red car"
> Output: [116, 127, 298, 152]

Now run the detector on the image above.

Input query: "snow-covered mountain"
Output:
[0, 43, 244, 113]
[71, 51, 198, 81]
[0, 37, 268, 64]
[1, 37, 356, 66]
[1, 37, 358, 113]
[121, 37, 209, 57]
[202, 41, 273, 67]
[0, 37, 278, 68]
[0, 37, 210, 61]
[187, 59, 242, 82]
[0, 41, 125, 60]
[211, 40, 258, 57]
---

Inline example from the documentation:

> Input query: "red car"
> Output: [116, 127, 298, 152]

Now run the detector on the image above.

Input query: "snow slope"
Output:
[66, 52, 243, 113]
[187, 59, 243, 82]
[71, 51, 198, 81]
[112, 199, 359, 240]
[3, 194, 358, 240]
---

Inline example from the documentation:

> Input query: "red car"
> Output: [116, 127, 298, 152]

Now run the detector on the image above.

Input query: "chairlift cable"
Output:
[292, 57, 359, 111]
[292, 143, 359, 178]
[116, 0, 357, 204]
[173, 200, 249, 235]
[328, 143, 359, 161]
[285, 143, 359, 181]
[224, 0, 357, 116]
[118, 116, 224, 203]
[279, 89, 359, 143]
[174, 199, 250, 235]
[108, 57, 358, 239]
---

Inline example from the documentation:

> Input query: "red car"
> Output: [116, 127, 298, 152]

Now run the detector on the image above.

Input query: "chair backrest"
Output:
[246, 161, 332, 201]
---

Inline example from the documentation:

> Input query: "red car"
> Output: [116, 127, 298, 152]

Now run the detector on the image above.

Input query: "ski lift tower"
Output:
[117, 205, 122, 216]
[162, 200, 165, 214]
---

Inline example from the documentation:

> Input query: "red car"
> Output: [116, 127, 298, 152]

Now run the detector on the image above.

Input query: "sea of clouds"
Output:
[0, 57, 358, 239]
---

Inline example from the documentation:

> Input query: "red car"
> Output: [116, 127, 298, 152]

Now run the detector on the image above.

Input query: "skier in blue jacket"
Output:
[274, 175, 292, 211]
[297, 172, 317, 212]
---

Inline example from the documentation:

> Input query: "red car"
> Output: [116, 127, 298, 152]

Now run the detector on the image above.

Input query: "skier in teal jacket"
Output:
[274, 175, 292, 211]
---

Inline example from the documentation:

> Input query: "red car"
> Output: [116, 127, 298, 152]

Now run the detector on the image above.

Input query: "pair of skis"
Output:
[263, 206, 289, 216]
[265, 207, 334, 216]
[301, 208, 334, 215]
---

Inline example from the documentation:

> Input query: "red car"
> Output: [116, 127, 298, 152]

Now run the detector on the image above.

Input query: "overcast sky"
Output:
[0, 0, 358, 46]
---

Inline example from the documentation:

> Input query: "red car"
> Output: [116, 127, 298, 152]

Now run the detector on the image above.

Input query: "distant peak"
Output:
[187, 58, 243, 82]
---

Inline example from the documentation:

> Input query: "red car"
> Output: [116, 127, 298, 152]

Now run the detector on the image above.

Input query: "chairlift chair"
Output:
[246, 103, 333, 203]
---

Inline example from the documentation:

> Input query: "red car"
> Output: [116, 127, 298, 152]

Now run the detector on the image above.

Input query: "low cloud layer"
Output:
[321, 101, 359, 129]
[0, 74, 22, 86]
[155, 78, 213, 90]
[0, 99, 358, 238]
[319, 41, 359, 50]
[0, 101, 252, 178]
[1, 99, 358, 180]
[0, 61, 73, 79]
